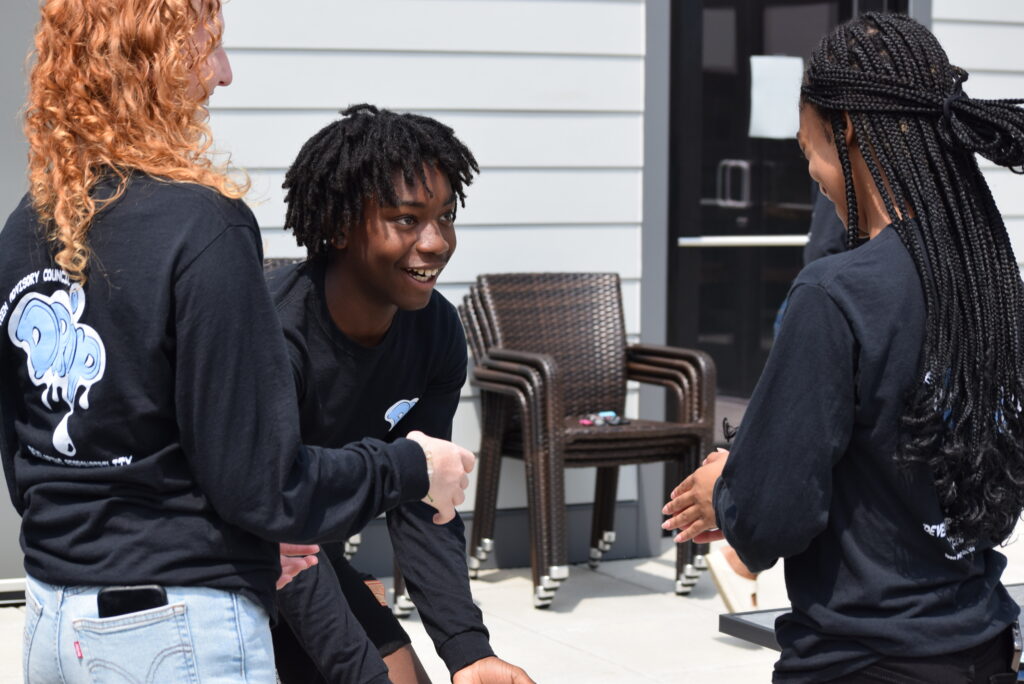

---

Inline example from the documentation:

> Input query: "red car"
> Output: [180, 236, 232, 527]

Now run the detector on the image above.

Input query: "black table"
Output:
[719, 582, 1024, 650]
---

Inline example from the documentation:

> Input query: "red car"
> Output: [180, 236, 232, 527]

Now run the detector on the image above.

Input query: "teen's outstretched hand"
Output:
[407, 430, 475, 525]
[453, 656, 537, 684]
[662, 448, 729, 544]
[276, 543, 319, 590]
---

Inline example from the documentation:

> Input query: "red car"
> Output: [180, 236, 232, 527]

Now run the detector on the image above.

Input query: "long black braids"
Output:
[802, 13, 1024, 548]
[282, 103, 479, 256]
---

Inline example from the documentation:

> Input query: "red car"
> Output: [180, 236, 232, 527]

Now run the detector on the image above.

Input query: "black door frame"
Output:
[665, 0, 909, 393]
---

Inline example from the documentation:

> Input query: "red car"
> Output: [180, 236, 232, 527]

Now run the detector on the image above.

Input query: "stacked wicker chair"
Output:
[460, 272, 716, 608]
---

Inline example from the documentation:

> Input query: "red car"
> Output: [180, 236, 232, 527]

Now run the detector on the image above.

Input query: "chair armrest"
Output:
[471, 365, 544, 454]
[483, 349, 567, 471]
[487, 348, 564, 423]
[628, 344, 716, 426]
[472, 356, 560, 452]
[626, 361, 693, 423]
[628, 343, 715, 368]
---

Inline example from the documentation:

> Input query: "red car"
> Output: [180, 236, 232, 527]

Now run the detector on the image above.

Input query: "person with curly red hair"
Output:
[0, 2, 475, 681]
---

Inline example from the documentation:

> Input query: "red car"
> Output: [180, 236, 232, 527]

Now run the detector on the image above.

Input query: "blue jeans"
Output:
[23, 574, 277, 683]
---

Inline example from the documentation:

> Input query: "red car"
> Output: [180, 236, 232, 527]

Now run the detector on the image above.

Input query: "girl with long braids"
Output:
[0, 2, 474, 681]
[664, 13, 1024, 682]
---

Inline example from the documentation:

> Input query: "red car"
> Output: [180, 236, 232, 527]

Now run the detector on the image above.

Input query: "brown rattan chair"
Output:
[461, 272, 716, 608]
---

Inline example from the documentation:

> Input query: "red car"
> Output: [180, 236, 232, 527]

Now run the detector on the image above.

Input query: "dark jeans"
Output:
[829, 627, 1019, 683]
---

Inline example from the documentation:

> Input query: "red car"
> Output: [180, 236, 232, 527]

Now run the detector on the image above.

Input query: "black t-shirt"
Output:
[0, 176, 429, 620]
[266, 257, 492, 677]
[714, 225, 1019, 681]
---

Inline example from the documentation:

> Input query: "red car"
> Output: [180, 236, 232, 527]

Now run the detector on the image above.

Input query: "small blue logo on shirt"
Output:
[385, 398, 419, 431]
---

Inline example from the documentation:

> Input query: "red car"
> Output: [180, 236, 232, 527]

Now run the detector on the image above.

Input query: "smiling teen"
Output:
[267, 105, 533, 684]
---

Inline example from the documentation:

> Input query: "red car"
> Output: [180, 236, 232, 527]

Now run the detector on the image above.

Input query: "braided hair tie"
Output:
[941, 89, 966, 129]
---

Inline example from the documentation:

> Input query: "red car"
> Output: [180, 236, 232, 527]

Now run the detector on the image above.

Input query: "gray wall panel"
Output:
[0, 2, 37, 583]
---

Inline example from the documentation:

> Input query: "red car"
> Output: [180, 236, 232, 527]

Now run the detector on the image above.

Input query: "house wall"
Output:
[213, 0, 648, 515]
[932, 0, 1024, 266]
[0, 1, 39, 585]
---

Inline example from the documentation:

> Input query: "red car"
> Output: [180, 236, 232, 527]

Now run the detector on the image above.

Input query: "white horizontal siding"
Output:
[932, 0, 1024, 25]
[211, 111, 643, 169]
[1007, 219, 1024, 265]
[931, 23, 1024, 73]
[982, 169, 1024, 218]
[216, 52, 644, 112]
[247, 168, 643, 229]
[220, 0, 647, 510]
[931, 14, 1024, 267]
[262, 223, 642, 278]
[957, 71, 1024, 100]
[224, 0, 643, 56]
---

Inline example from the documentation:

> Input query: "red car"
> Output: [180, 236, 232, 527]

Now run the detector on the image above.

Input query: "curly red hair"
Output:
[25, 0, 248, 282]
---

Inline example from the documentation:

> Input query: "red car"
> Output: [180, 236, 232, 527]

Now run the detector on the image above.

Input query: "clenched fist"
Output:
[407, 430, 475, 524]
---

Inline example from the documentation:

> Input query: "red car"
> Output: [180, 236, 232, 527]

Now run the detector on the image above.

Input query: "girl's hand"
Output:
[662, 449, 729, 543]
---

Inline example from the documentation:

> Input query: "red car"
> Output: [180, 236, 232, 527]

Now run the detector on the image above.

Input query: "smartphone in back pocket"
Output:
[97, 585, 168, 618]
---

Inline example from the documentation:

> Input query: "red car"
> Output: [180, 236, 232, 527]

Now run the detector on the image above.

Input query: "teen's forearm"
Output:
[388, 502, 494, 675]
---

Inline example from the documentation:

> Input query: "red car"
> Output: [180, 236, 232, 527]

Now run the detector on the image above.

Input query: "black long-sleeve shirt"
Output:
[0, 176, 429, 621]
[714, 225, 1018, 681]
[267, 258, 493, 680]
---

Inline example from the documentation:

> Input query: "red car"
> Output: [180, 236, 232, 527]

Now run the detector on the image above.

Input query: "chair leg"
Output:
[692, 439, 712, 571]
[468, 393, 505, 579]
[523, 448, 557, 608]
[662, 459, 685, 537]
[520, 419, 570, 609]
[588, 466, 619, 569]
[392, 561, 415, 617]
[540, 440, 570, 594]
[675, 450, 703, 595]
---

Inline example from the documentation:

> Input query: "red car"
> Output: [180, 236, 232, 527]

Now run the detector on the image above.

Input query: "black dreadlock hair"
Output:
[802, 13, 1024, 549]
[282, 103, 479, 256]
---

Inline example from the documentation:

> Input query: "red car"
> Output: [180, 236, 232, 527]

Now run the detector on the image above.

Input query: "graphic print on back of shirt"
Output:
[8, 283, 107, 456]
[385, 397, 419, 431]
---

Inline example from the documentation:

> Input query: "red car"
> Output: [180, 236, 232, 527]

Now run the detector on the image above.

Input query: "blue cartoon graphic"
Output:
[8, 284, 106, 456]
[385, 397, 419, 431]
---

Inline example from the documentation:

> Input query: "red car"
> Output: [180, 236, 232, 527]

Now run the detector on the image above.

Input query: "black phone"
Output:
[97, 585, 168, 618]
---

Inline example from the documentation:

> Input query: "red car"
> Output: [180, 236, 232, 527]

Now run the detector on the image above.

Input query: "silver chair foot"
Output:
[693, 554, 708, 571]
[588, 547, 602, 570]
[467, 555, 481, 580]
[676, 563, 700, 595]
[472, 541, 491, 563]
[343, 533, 362, 561]
[392, 590, 415, 618]
[597, 530, 616, 553]
[548, 565, 570, 583]
[539, 574, 560, 591]
[533, 584, 556, 609]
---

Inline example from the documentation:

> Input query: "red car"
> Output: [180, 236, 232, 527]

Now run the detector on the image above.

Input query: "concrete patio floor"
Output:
[5, 531, 1024, 683]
